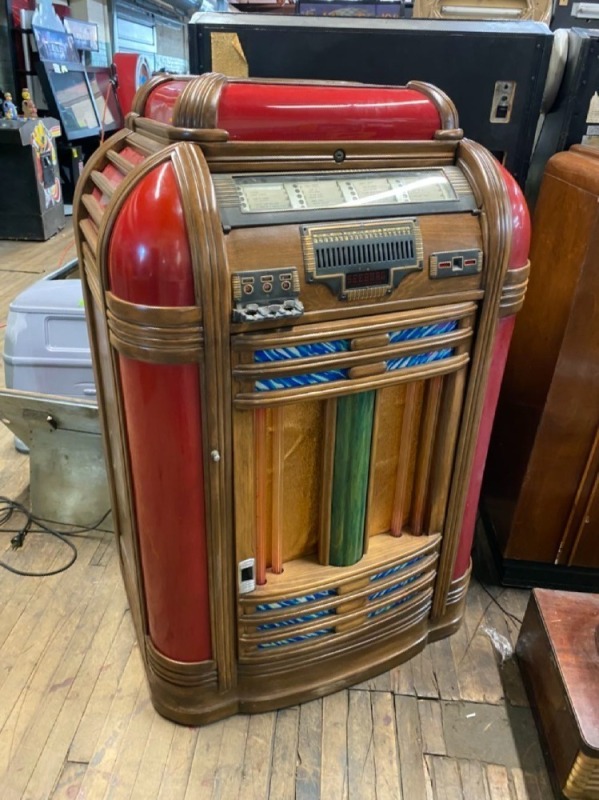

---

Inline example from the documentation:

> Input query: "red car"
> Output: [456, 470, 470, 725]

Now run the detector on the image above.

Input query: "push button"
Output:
[232, 267, 303, 323]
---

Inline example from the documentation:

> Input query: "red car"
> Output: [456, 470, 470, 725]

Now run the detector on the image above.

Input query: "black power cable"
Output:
[0, 496, 111, 578]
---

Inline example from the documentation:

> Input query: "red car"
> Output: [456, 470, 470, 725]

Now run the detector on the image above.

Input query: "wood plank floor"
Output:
[0, 229, 556, 800]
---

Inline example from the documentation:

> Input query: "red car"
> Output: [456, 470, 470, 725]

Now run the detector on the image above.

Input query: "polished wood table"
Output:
[517, 589, 599, 799]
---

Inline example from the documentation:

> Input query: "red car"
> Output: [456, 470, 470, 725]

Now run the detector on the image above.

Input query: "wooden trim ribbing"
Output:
[106, 149, 137, 175]
[105, 292, 201, 326]
[234, 352, 470, 409]
[406, 80, 461, 133]
[233, 328, 471, 381]
[133, 115, 229, 145]
[145, 638, 218, 688]
[241, 552, 439, 627]
[105, 300, 203, 363]
[499, 260, 530, 316]
[232, 302, 476, 351]
[90, 169, 117, 200]
[125, 130, 163, 155]
[171, 143, 237, 692]
[198, 138, 459, 174]
[107, 314, 203, 364]
[73, 128, 154, 648]
[81, 194, 104, 228]
[174, 72, 228, 130]
[81, 244, 103, 310]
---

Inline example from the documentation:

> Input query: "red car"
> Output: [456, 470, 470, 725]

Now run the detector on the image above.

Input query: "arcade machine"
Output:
[73, 74, 530, 724]
[188, 14, 553, 188]
[412, 0, 551, 20]
[526, 28, 599, 206]
[0, 114, 63, 239]
[33, 24, 122, 203]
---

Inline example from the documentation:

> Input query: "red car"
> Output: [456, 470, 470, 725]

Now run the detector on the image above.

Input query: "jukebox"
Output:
[74, 74, 530, 724]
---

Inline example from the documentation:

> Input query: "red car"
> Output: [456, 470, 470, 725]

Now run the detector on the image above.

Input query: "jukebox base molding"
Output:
[138, 566, 471, 726]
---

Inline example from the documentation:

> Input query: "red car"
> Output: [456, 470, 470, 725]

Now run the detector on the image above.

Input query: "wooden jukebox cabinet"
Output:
[74, 74, 530, 724]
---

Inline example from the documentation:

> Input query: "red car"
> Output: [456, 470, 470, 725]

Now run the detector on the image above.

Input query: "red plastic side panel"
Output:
[108, 162, 212, 663]
[142, 80, 442, 140]
[217, 83, 441, 141]
[452, 167, 530, 582]
[453, 315, 516, 580]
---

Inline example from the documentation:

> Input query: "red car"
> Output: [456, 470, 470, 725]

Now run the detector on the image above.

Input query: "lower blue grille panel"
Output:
[370, 555, 425, 583]
[257, 628, 334, 649]
[254, 321, 459, 392]
[368, 592, 419, 619]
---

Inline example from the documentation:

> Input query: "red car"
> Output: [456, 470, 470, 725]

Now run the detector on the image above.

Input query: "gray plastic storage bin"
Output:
[3, 262, 95, 399]
[2, 261, 111, 529]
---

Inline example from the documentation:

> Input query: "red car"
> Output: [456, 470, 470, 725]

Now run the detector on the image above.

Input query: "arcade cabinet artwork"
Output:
[30, 119, 61, 208]
[0, 115, 63, 240]
[74, 74, 530, 724]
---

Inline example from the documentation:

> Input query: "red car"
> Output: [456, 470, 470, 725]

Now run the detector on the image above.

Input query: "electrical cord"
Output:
[0, 496, 110, 578]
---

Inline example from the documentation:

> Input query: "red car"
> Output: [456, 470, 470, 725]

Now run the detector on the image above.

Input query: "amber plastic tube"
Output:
[271, 407, 284, 574]
[391, 382, 419, 536]
[411, 377, 443, 536]
[254, 407, 268, 585]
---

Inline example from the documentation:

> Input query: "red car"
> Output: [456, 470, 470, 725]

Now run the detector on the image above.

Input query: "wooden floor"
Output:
[0, 227, 556, 800]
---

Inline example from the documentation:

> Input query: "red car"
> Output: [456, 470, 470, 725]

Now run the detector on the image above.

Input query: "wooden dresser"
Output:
[482, 144, 599, 590]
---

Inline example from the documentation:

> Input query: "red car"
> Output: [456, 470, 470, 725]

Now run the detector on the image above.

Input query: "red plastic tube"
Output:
[143, 78, 442, 141]
[107, 161, 212, 663]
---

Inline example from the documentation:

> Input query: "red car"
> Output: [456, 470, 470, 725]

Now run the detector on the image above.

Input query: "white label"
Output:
[587, 93, 599, 124]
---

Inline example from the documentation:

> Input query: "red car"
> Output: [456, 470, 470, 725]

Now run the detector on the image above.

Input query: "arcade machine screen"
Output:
[47, 70, 100, 139]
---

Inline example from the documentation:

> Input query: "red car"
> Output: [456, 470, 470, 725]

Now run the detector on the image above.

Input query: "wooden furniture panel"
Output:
[482, 145, 599, 587]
